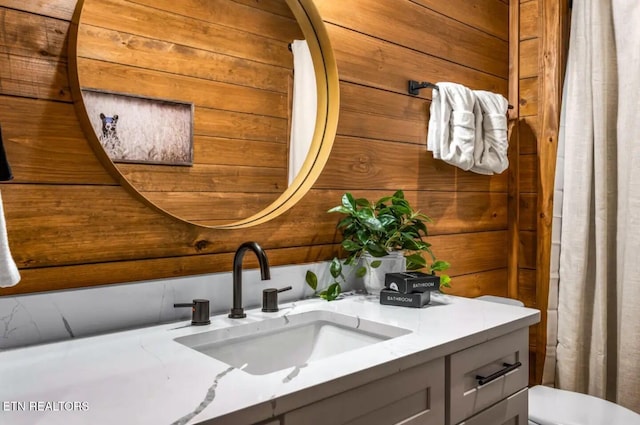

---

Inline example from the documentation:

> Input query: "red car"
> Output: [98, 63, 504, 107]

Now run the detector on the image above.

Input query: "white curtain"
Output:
[546, 0, 640, 413]
[288, 40, 317, 185]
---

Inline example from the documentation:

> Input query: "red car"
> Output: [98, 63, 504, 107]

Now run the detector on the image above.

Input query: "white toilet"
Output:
[528, 384, 640, 424]
[476, 296, 640, 425]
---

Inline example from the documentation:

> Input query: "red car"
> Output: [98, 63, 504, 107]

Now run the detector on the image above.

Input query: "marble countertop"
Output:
[0, 293, 539, 425]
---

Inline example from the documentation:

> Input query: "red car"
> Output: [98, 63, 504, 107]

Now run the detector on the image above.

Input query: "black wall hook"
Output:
[408, 80, 438, 95]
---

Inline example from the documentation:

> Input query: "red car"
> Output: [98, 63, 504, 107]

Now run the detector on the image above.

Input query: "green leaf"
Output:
[355, 197, 370, 207]
[392, 190, 405, 199]
[375, 196, 393, 207]
[355, 266, 367, 277]
[342, 239, 362, 252]
[391, 204, 412, 216]
[330, 257, 342, 278]
[326, 283, 341, 301]
[365, 242, 388, 257]
[402, 238, 421, 250]
[305, 271, 318, 290]
[413, 220, 428, 235]
[405, 253, 426, 270]
[431, 260, 450, 272]
[362, 216, 383, 232]
[439, 274, 452, 288]
[342, 193, 356, 211]
[327, 206, 352, 215]
[370, 260, 382, 268]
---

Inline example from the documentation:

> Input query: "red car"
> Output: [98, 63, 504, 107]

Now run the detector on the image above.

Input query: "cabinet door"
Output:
[457, 388, 528, 425]
[448, 329, 528, 424]
[284, 358, 445, 425]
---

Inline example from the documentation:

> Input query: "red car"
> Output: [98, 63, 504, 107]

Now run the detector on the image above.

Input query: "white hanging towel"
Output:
[471, 90, 509, 175]
[288, 40, 317, 185]
[427, 82, 481, 171]
[0, 191, 20, 288]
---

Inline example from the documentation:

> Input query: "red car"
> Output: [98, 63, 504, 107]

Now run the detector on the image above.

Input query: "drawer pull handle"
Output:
[475, 361, 522, 386]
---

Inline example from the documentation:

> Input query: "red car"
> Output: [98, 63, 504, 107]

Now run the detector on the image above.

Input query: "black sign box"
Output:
[380, 289, 431, 308]
[384, 271, 440, 294]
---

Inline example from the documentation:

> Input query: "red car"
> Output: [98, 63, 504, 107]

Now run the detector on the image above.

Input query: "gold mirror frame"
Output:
[68, 0, 339, 229]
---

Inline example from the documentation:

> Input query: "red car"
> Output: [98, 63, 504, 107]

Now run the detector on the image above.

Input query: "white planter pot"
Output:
[361, 251, 406, 296]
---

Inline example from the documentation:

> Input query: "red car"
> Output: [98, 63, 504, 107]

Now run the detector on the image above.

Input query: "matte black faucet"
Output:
[229, 241, 271, 318]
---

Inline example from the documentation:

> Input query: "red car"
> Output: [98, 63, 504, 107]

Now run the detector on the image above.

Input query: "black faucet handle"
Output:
[262, 286, 292, 312]
[174, 299, 211, 326]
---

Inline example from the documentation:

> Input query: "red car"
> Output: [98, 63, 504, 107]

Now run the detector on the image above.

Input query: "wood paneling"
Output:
[0, 0, 76, 20]
[327, 25, 508, 98]
[318, 0, 508, 77]
[409, 0, 509, 41]
[534, 0, 567, 384]
[0, 0, 513, 318]
[513, 0, 569, 385]
[519, 154, 538, 193]
[519, 77, 539, 116]
[520, 38, 539, 78]
[519, 230, 536, 269]
[519, 116, 538, 154]
[519, 194, 537, 231]
[520, 0, 539, 41]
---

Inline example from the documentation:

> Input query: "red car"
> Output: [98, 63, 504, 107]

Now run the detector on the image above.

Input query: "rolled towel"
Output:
[427, 83, 481, 171]
[471, 90, 509, 175]
[0, 191, 20, 288]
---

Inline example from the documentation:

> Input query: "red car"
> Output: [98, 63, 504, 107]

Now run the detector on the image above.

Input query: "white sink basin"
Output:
[174, 310, 411, 375]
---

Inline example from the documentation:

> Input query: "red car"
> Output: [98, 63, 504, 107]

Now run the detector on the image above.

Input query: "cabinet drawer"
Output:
[284, 358, 445, 425]
[448, 329, 528, 424]
[457, 388, 528, 425]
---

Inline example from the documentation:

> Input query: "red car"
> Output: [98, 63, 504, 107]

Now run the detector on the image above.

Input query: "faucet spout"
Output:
[229, 241, 271, 319]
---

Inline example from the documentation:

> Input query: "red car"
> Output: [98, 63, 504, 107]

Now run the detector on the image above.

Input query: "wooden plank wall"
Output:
[0, 0, 511, 315]
[513, 0, 568, 383]
[75, 0, 301, 225]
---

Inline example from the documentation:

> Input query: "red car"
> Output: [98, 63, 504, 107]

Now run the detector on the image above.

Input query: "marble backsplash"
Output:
[0, 261, 360, 350]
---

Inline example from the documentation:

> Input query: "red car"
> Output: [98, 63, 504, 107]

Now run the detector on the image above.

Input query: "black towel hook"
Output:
[408, 80, 438, 95]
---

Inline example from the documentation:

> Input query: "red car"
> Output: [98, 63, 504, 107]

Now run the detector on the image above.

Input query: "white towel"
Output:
[427, 82, 481, 171]
[0, 191, 20, 288]
[471, 90, 509, 175]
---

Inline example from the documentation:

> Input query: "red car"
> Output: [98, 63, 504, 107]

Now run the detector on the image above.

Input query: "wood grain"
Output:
[519, 116, 539, 154]
[507, 0, 521, 301]
[326, 25, 508, 98]
[519, 194, 537, 231]
[316, 0, 508, 77]
[0, 0, 513, 311]
[519, 154, 538, 193]
[409, 0, 508, 41]
[0, 96, 114, 184]
[519, 77, 539, 116]
[519, 230, 536, 269]
[520, 39, 539, 79]
[76, 25, 292, 93]
[316, 136, 508, 193]
[520, 0, 539, 41]
[0, 0, 77, 21]
[534, 0, 567, 384]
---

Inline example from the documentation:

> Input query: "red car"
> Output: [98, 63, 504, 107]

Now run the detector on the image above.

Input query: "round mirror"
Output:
[69, 0, 338, 228]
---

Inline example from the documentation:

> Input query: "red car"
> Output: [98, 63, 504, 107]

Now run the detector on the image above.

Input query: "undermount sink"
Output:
[173, 310, 411, 375]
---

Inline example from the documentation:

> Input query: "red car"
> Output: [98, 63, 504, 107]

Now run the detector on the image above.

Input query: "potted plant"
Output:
[306, 190, 451, 300]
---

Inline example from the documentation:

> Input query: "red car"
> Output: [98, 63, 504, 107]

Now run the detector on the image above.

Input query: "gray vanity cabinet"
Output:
[283, 358, 445, 425]
[257, 327, 529, 425]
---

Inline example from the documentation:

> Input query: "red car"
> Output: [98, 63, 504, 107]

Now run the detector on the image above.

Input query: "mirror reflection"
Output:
[73, 0, 318, 226]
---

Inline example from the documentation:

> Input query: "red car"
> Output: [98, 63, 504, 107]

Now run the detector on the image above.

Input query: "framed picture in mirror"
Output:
[81, 89, 194, 166]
